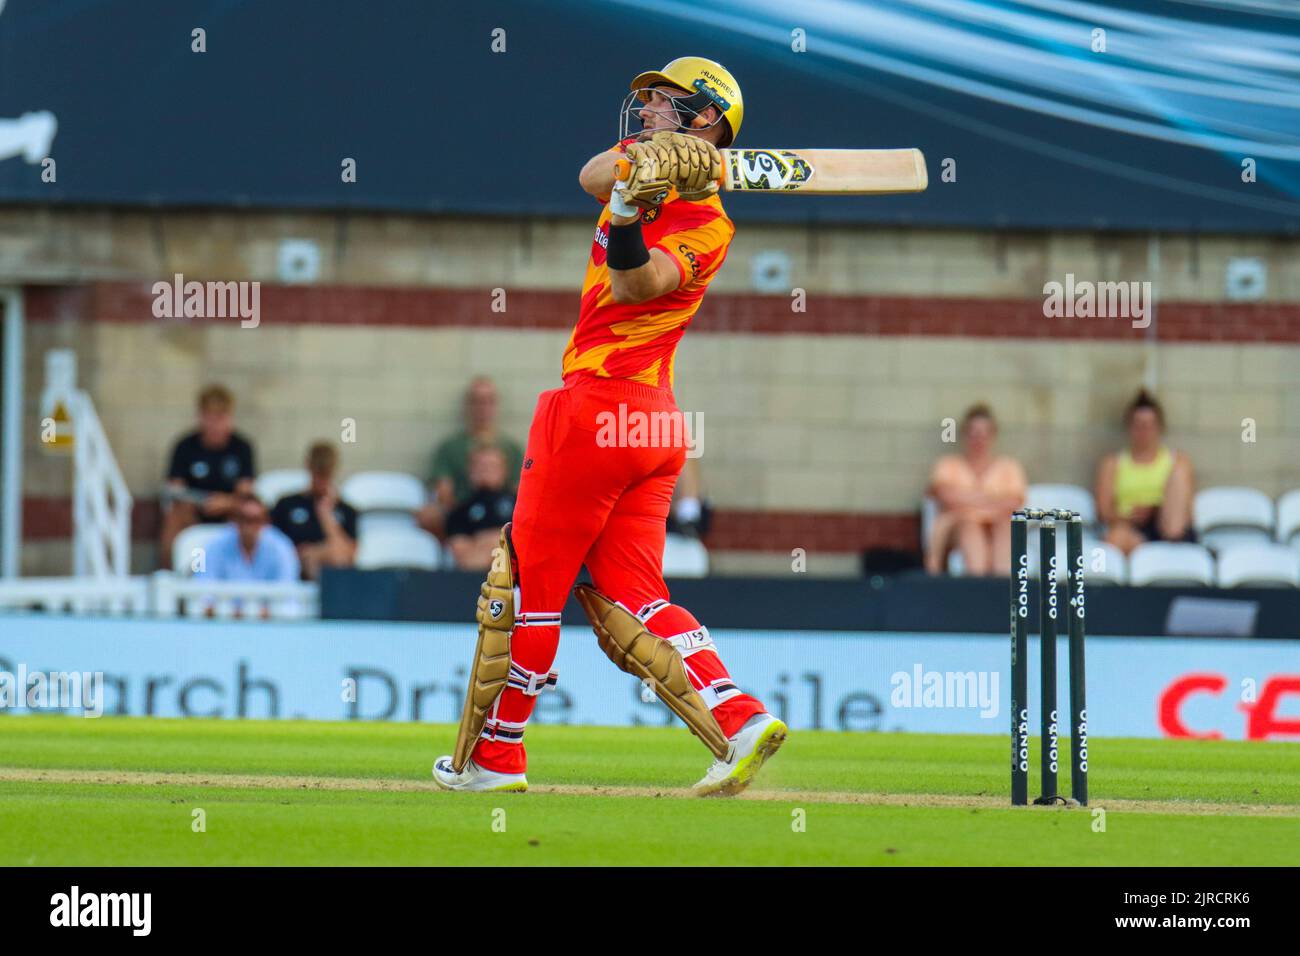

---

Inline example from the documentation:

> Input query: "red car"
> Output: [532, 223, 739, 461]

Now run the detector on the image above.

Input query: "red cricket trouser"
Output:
[472, 373, 765, 774]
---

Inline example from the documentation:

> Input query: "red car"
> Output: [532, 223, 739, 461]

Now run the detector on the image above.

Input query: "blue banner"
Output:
[2, 614, 1297, 740]
[1, 0, 1296, 231]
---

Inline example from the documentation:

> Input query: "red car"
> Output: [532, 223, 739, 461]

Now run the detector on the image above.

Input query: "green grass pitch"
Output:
[0, 716, 1296, 866]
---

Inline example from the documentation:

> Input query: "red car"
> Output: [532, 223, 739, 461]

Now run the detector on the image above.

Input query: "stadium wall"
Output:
[9, 210, 1300, 575]
[5, 209, 1300, 299]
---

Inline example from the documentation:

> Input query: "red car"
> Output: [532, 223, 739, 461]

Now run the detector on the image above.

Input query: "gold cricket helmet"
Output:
[628, 56, 743, 147]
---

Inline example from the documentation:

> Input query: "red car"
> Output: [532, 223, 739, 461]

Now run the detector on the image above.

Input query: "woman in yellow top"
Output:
[926, 404, 1027, 576]
[1095, 389, 1195, 554]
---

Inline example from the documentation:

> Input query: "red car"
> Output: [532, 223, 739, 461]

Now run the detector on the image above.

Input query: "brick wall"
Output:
[8, 204, 1299, 575]
[18, 305, 1300, 574]
[4, 208, 1300, 303]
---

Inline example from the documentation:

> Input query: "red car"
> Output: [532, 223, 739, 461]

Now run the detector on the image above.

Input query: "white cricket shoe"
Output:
[432, 755, 528, 793]
[692, 713, 788, 797]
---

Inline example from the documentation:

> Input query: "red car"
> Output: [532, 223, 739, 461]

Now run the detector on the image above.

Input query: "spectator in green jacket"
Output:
[419, 376, 523, 536]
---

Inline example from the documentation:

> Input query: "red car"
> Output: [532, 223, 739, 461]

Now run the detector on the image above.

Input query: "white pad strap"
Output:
[636, 599, 670, 622]
[515, 611, 562, 628]
[697, 677, 741, 710]
[507, 662, 558, 696]
[479, 716, 529, 743]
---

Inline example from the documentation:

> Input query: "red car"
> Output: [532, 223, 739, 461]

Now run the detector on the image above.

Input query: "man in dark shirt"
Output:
[271, 442, 358, 580]
[417, 377, 524, 536]
[445, 445, 516, 571]
[159, 385, 256, 569]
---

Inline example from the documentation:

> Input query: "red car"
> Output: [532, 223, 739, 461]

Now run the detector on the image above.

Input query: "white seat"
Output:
[1079, 539, 1127, 585]
[254, 468, 310, 507]
[341, 471, 426, 512]
[172, 523, 229, 577]
[1024, 487, 1097, 579]
[356, 510, 418, 537]
[355, 525, 441, 571]
[920, 496, 938, 552]
[1276, 490, 1300, 546]
[1025, 484, 1097, 525]
[663, 533, 709, 577]
[1194, 487, 1274, 554]
[1215, 544, 1300, 588]
[1129, 542, 1215, 587]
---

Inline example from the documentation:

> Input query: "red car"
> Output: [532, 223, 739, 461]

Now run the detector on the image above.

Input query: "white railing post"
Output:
[73, 393, 88, 577]
[0, 288, 23, 579]
[71, 389, 133, 579]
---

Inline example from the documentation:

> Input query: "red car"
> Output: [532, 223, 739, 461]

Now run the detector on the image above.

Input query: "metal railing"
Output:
[0, 574, 318, 619]
[70, 390, 133, 579]
[0, 576, 150, 615]
[151, 574, 318, 619]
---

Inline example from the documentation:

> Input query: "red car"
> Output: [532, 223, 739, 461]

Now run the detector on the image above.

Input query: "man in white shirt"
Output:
[195, 494, 300, 617]
[199, 493, 300, 581]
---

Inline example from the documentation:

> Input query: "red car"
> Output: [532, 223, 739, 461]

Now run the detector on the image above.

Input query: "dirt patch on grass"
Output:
[0, 767, 1293, 817]
[0, 767, 433, 793]
[533, 785, 1299, 817]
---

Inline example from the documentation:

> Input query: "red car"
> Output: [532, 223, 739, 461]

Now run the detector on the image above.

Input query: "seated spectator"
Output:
[445, 446, 517, 570]
[419, 376, 523, 535]
[159, 384, 256, 569]
[194, 493, 300, 618]
[1096, 389, 1194, 554]
[925, 404, 1027, 576]
[667, 457, 712, 539]
[196, 494, 300, 584]
[270, 441, 358, 580]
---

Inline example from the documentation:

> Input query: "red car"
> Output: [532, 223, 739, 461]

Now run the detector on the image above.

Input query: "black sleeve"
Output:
[236, 434, 256, 480]
[167, 434, 193, 482]
[444, 504, 470, 538]
[269, 498, 292, 536]
[339, 503, 358, 541]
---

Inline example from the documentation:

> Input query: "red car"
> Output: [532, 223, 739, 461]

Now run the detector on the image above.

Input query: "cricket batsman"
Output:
[434, 57, 787, 796]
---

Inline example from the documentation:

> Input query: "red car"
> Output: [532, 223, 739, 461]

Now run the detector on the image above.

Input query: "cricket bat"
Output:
[614, 147, 928, 195]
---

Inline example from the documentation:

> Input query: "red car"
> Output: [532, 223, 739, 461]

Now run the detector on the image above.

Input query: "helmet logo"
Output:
[692, 78, 730, 111]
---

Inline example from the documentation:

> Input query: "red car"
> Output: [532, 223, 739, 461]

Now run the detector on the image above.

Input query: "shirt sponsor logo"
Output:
[678, 243, 700, 280]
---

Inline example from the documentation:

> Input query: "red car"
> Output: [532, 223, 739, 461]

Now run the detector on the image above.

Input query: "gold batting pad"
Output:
[573, 584, 730, 759]
[452, 524, 516, 772]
